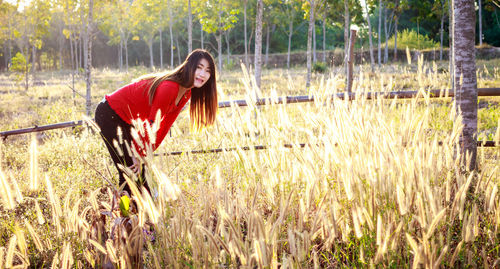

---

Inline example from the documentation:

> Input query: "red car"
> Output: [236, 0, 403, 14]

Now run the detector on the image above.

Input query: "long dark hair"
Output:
[137, 49, 218, 130]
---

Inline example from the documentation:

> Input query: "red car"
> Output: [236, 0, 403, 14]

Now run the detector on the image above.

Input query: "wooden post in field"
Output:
[346, 29, 357, 94]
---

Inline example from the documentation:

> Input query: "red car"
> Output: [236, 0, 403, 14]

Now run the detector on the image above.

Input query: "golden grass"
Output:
[0, 60, 499, 267]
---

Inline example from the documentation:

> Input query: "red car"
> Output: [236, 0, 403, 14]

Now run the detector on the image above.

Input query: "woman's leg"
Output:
[95, 100, 147, 195]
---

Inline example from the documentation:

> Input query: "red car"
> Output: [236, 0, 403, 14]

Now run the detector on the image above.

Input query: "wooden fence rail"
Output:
[2, 88, 500, 146]
[160, 140, 497, 156]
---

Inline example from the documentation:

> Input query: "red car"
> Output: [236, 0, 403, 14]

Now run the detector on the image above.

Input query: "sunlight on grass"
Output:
[0, 60, 499, 267]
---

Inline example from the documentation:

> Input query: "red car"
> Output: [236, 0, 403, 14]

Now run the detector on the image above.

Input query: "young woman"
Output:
[95, 49, 217, 195]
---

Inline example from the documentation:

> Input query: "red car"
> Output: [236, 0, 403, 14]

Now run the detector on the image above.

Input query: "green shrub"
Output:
[10, 52, 31, 85]
[312, 62, 327, 73]
[387, 29, 439, 50]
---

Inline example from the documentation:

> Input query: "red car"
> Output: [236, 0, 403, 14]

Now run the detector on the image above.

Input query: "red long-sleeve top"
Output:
[105, 80, 190, 157]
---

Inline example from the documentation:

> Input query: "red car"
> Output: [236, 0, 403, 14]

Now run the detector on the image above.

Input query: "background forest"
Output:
[0, 0, 499, 73]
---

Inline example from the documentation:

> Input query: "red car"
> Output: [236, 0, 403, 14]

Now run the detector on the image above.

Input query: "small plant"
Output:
[312, 62, 327, 73]
[10, 52, 30, 88]
[388, 29, 439, 50]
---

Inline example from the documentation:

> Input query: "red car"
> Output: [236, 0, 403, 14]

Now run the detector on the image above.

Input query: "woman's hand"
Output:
[129, 156, 142, 175]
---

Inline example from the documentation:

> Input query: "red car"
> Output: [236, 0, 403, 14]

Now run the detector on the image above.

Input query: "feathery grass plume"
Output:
[44, 174, 62, 236]
[24, 219, 44, 252]
[13, 223, 27, 258]
[5, 235, 16, 268]
[406, 46, 412, 65]
[61, 242, 74, 269]
[488, 184, 498, 212]
[29, 134, 38, 191]
[0, 170, 15, 210]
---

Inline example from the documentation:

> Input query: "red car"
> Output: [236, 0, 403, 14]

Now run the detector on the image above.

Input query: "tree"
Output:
[378, 0, 382, 66]
[277, 0, 302, 69]
[84, 0, 94, 116]
[99, 0, 134, 71]
[0, 2, 17, 71]
[362, 0, 375, 71]
[453, 0, 477, 170]
[131, 0, 162, 69]
[243, 0, 249, 66]
[188, 0, 193, 53]
[433, 0, 448, 60]
[255, 0, 263, 89]
[196, 0, 240, 71]
[305, 0, 316, 88]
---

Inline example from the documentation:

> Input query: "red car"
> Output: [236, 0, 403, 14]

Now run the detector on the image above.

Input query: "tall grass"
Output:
[0, 63, 499, 268]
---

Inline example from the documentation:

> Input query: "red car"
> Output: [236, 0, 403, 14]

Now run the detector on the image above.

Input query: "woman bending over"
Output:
[95, 49, 217, 195]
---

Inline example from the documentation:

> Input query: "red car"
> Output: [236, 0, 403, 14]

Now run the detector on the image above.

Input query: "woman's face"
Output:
[193, 58, 211, 88]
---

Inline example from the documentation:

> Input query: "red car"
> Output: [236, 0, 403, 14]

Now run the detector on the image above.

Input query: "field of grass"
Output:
[0, 59, 499, 268]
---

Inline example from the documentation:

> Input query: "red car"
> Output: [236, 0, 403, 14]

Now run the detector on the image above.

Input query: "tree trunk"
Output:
[119, 38, 123, 70]
[31, 45, 36, 73]
[384, 7, 388, 63]
[453, 0, 477, 170]
[306, 0, 315, 88]
[322, 16, 326, 63]
[125, 37, 129, 71]
[363, 0, 375, 72]
[225, 31, 231, 65]
[217, 32, 223, 71]
[287, 20, 293, 69]
[148, 38, 154, 68]
[84, 0, 94, 117]
[254, 0, 264, 90]
[344, 0, 350, 64]
[265, 25, 270, 66]
[59, 31, 64, 70]
[378, 0, 382, 67]
[176, 35, 181, 65]
[449, 0, 454, 89]
[244, 0, 248, 66]
[440, 9, 445, 60]
[313, 19, 317, 64]
[169, 0, 174, 68]
[69, 35, 75, 71]
[394, 16, 398, 61]
[201, 25, 204, 50]
[79, 35, 83, 70]
[159, 28, 163, 69]
[188, 0, 193, 53]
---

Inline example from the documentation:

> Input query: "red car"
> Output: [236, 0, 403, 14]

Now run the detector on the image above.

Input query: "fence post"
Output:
[346, 29, 357, 94]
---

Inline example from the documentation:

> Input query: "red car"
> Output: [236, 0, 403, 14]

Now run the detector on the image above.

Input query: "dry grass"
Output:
[0, 60, 499, 268]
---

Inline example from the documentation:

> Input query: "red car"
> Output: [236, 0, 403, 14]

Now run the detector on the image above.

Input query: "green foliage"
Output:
[387, 29, 439, 50]
[10, 52, 30, 84]
[312, 61, 327, 73]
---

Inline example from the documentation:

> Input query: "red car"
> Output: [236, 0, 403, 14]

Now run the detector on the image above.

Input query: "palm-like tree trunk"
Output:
[453, 0, 477, 170]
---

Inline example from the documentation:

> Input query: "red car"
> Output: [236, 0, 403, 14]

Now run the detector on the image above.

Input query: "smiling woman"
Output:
[94, 49, 218, 195]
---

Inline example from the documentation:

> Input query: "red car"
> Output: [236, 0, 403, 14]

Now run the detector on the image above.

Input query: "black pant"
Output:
[94, 100, 150, 195]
